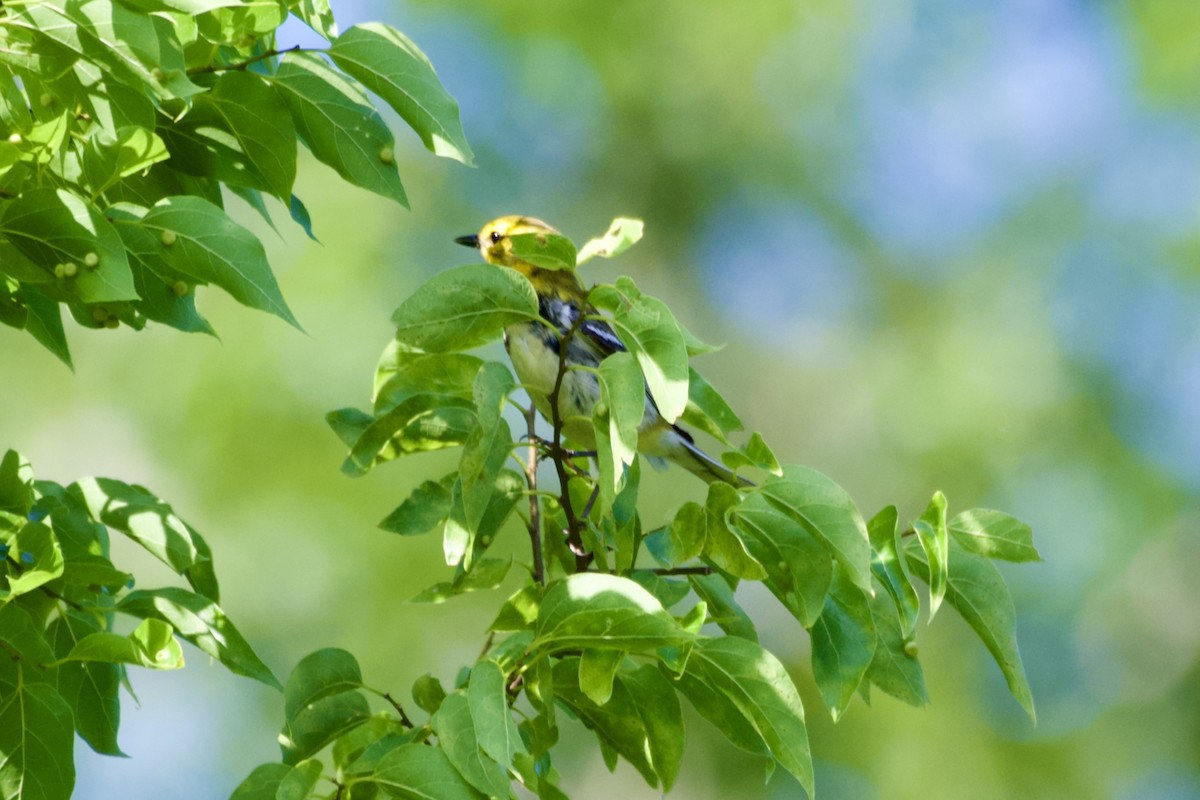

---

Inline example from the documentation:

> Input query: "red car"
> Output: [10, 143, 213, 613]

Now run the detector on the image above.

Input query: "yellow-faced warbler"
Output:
[456, 215, 748, 486]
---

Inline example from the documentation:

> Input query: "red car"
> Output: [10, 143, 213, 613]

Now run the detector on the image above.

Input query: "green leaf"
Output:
[121, 0, 244, 12]
[592, 279, 689, 423]
[729, 491, 832, 627]
[412, 673, 447, 715]
[490, 584, 542, 632]
[913, 491, 949, 620]
[21, 286, 72, 368]
[391, 264, 538, 352]
[48, 611, 123, 756]
[907, 539, 1035, 722]
[467, 660, 525, 769]
[284, 648, 364, 723]
[74, 476, 218, 601]
[288, 0, 337, 40]
[508, 232, 577, 271]
[0, 681, 75, 800]
[623, 663, 685, 791]
[0, 604, 56, 685]
[534, 573, 694, 653]
[82, 126, 169, 200]
[430, 691, 509, 797]
[578, 649, 623, 706]
[374, 348, 482, 409]
[379, 478, 453, 535]
[441, 470, 523, 572]
[281, 689, 371, 765]
[459, 362, 515, 538]
[352, 743, 482, 799]
[864, 586, 928, 707]
[63, 618, 184, 671]
[689, 572, 757, 642]
[680, 367, 743, 446]
[0, 188, 137, 302]
[160, 71, 296, 200]
[329, 23, 473, 165]
[409, 557, 512, 603]
[949, 508, 1040, 562]
[272, 51, 407, 206]
[15, 0, 203, 100]
[4, 521, 65, 598]
[682, 637, 812, 795]
[757, 465, 872, 592]
[551, 659, 658, 787]
[867, 505, 919, 637]
[136, 196, 300, 328]
[595, 351, 645, 496]
[720, 432, 782, 476]
[229, 760, 324, 800]
[702, 482, 767, 580]
[645, 501, 706, 566]
[577, 217, 644, 264]
[810, 570, 876, 721]
[117, 587, 281, 689]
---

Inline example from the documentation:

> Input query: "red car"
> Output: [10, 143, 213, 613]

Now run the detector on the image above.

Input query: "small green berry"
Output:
[172, 280, 188, 297]
[7, 133, 20, 145]
[378, 146, 395, 165]
[104, 316, 119, 329]
[92, 306, 109, 322]
[903, 640, 918, 659]
[39, 94, 53, 108]
[160, 229, 177, 247]
[83, 251, 99, 268]
[62, 261, 78, 277]
[53, 263, 65, 278]
[777, 561, 789, 573]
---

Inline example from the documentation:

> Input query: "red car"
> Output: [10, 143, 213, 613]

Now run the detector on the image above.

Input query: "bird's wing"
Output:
[579, 315, 626, 357]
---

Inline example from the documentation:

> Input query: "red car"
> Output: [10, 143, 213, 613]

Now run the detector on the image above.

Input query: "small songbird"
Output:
[455, 215, 748, 486]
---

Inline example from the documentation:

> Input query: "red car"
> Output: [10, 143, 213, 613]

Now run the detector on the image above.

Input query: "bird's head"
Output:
[455, 215, 558, 274]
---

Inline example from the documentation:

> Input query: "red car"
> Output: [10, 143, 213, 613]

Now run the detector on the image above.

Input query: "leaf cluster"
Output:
[0, 0, 470, 366]
[0, 449, 278, 800]
[234, 219, 1042, 799]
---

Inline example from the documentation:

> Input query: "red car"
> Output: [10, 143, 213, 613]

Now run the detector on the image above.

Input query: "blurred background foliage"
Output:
[3, 0, 1199, 797]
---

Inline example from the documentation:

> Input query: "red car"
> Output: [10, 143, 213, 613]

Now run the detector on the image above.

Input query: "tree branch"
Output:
[522, 404, 546, 585]
[186, 45, 304, 75]
[546, 313, 592, 571]
[649, 566, 714, 576]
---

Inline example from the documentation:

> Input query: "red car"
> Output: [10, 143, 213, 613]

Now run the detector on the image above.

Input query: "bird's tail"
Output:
[655, 425, 754, 487]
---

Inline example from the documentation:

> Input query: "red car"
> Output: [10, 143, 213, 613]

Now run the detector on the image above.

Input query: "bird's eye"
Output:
[489, 231, 502, 244]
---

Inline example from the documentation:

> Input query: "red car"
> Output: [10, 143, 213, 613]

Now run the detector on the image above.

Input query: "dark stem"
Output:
[187, 45, 303, 75]
[545, 310, 592, 571]
[477, 631, 496, 662]
[383, 692, 415, 728]
[522, 404, 546, 585]
[649, 566, 713, 576]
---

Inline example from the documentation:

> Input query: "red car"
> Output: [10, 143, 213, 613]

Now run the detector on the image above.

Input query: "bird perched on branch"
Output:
[456, 215, 748, 486]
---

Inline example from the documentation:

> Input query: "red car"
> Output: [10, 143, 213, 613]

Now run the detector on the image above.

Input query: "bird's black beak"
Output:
[454, 234, 479, 249]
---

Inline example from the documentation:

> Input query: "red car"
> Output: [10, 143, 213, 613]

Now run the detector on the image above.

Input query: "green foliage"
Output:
[0, 0, 469, 366]
[241, 218, 1041, 799]
[0, 449, 275, 800]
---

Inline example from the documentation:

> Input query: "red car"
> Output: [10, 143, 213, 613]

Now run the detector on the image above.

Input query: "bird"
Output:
[455, 215, 749, 486]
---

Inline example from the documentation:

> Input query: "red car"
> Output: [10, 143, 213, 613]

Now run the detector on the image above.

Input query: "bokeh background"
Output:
[3, 0, 1199, 797]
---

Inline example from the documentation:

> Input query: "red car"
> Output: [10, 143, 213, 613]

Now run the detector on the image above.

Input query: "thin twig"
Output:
[477, 631, 496, 662]
[546, 311, 592, 571]
[649, 566, 713, 576]
[383, 692, 415, 729]
[522, 404, 546, 585]
[187, 45, 303, 75]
